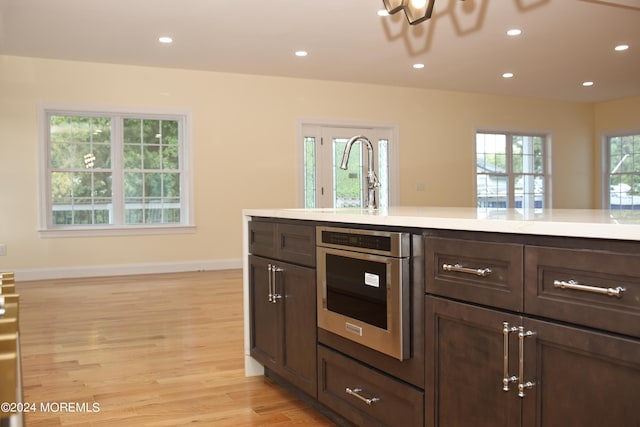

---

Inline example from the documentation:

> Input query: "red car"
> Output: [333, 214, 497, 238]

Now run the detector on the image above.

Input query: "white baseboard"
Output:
[13, 258, 242, 282]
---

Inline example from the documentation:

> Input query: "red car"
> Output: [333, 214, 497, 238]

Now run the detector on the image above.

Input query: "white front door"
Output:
[301, 124, 394, 209]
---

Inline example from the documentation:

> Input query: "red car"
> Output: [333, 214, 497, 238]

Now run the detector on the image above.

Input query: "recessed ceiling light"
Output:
[295, 51, 308, 57]
[506, 29, 522, 36]
[378, 9, 389, 17]
[413, 63, 425, 69]
[582, 81, 594, 87]
[158, 36, 173, 44]
[502, 72, 514, 78]
[614, 44, 629, 51]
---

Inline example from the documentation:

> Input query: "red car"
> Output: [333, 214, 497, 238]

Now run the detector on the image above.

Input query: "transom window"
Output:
[40, 107, 192, 234]
[606, 133, 640, 210]
[476, 131, 548, 210]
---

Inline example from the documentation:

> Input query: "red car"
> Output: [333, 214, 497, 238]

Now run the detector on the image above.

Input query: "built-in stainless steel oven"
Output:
[316, 226, 411, 360]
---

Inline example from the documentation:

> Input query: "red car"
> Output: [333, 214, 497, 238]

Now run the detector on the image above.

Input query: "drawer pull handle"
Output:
[553, 280, 625, 298]
[345, 387, 380, 406]
[443, 263, 492, 277]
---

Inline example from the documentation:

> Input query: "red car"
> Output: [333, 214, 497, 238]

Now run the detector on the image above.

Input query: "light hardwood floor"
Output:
[16, 270, 335, 426]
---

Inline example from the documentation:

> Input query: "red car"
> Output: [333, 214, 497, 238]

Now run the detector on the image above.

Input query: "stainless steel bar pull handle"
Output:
[502, 322, 518, 391]
[553, 279, 625, 298]
[345, 387, 380, 406]
[271, 266, 283, 303]
[518, 326, 536, 398]
[443, 263, 492, 277]
[267, 264, 274, 303]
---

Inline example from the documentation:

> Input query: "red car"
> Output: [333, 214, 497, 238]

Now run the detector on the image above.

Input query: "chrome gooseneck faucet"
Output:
[340, 135, 380, 210]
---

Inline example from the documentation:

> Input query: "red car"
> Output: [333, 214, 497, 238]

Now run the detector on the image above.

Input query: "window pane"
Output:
[143, 120, 160, 145]
[50, 169, 112, 225]
[609, 134, 640, 210]
[71, 116, 91, 142]
[92, 117, 111, 143]
[304, 137, 316, 208]
[477, 132, 546, 210]
[378, 139, 389, 209]
[50, 115, 112, 170]
[161, 120, 179, 145]
[145, 173, 162, 198]
[515, 174, 543, 209]
[124, 144, 142, 169]
[92, 144, 111, 169]
[333, 138, 362, 208]
[476, 133, 507, 174]
[477, 174, 508, 208]
[163, 173, 180, 198]
[50, 115, 71, 143]
[46, 111, 185, 228]
[143, 145, 161, 169]
[50, 142, 72, 168]
[162, 144, 179, 170]
[124, 119, 142, 144]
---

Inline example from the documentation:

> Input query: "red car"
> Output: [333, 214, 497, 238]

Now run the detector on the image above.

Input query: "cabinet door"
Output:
[248, 255, 278, 368]
[278, 262, 317, 397]
[522, 318, 640, 427]
[426, 296, 522, 427]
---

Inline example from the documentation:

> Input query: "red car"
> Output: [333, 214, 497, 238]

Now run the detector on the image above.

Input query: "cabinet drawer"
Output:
[426, 237, 523, 311]
[278, 223, 316, 266]
[525, 246, 640, 337]
[248, 221, 277, 258]
[249, 220, 316, 266]
[317, 345, 423, 427]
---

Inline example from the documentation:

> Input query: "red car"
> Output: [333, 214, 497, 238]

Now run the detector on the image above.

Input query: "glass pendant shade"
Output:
[405, 0, 435, 25]
[382, 0, 407, 14]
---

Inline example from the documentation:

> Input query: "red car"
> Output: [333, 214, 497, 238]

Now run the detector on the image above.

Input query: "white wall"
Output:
[2, 55, 631, 279]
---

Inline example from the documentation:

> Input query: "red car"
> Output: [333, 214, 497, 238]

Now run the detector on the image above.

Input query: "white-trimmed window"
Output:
[605, 132, 640, 210]
[39, 106, 193, 235]
[476, 131, 548, 210]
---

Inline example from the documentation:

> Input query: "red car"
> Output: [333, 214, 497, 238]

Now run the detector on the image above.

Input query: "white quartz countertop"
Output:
[243, 207, 640, 241]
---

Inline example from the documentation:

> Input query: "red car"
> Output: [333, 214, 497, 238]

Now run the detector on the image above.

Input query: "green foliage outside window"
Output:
[48, 113, 183, 226]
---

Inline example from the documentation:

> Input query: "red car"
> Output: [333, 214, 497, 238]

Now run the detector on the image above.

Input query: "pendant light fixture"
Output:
[382, 0, 407, 14]
[383, 0, 463, 25]
[405, 0, 435, 25]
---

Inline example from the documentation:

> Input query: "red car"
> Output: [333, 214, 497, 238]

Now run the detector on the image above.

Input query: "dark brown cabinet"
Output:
[426, 296, 522, 427]
[248, 220, 317, 397]
[522, 317, 639, 427]
[425, 236, 640, 427]
[426, 295, 640, 427]
[318, 345, 424, 427]
[426, 236, 523, 311]
[248, 220, 316, 267]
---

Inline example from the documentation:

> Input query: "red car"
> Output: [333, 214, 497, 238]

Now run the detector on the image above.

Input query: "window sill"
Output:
[38, 224, 196, 238]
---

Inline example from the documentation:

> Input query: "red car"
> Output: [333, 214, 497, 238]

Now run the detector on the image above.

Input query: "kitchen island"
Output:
[242, 207, 640, 427]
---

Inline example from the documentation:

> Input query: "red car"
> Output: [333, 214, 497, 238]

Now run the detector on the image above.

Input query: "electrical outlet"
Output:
[0, 244, 6, 256]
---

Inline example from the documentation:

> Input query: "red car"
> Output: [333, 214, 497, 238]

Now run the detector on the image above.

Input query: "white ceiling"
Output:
[1, 0, 639, 102]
